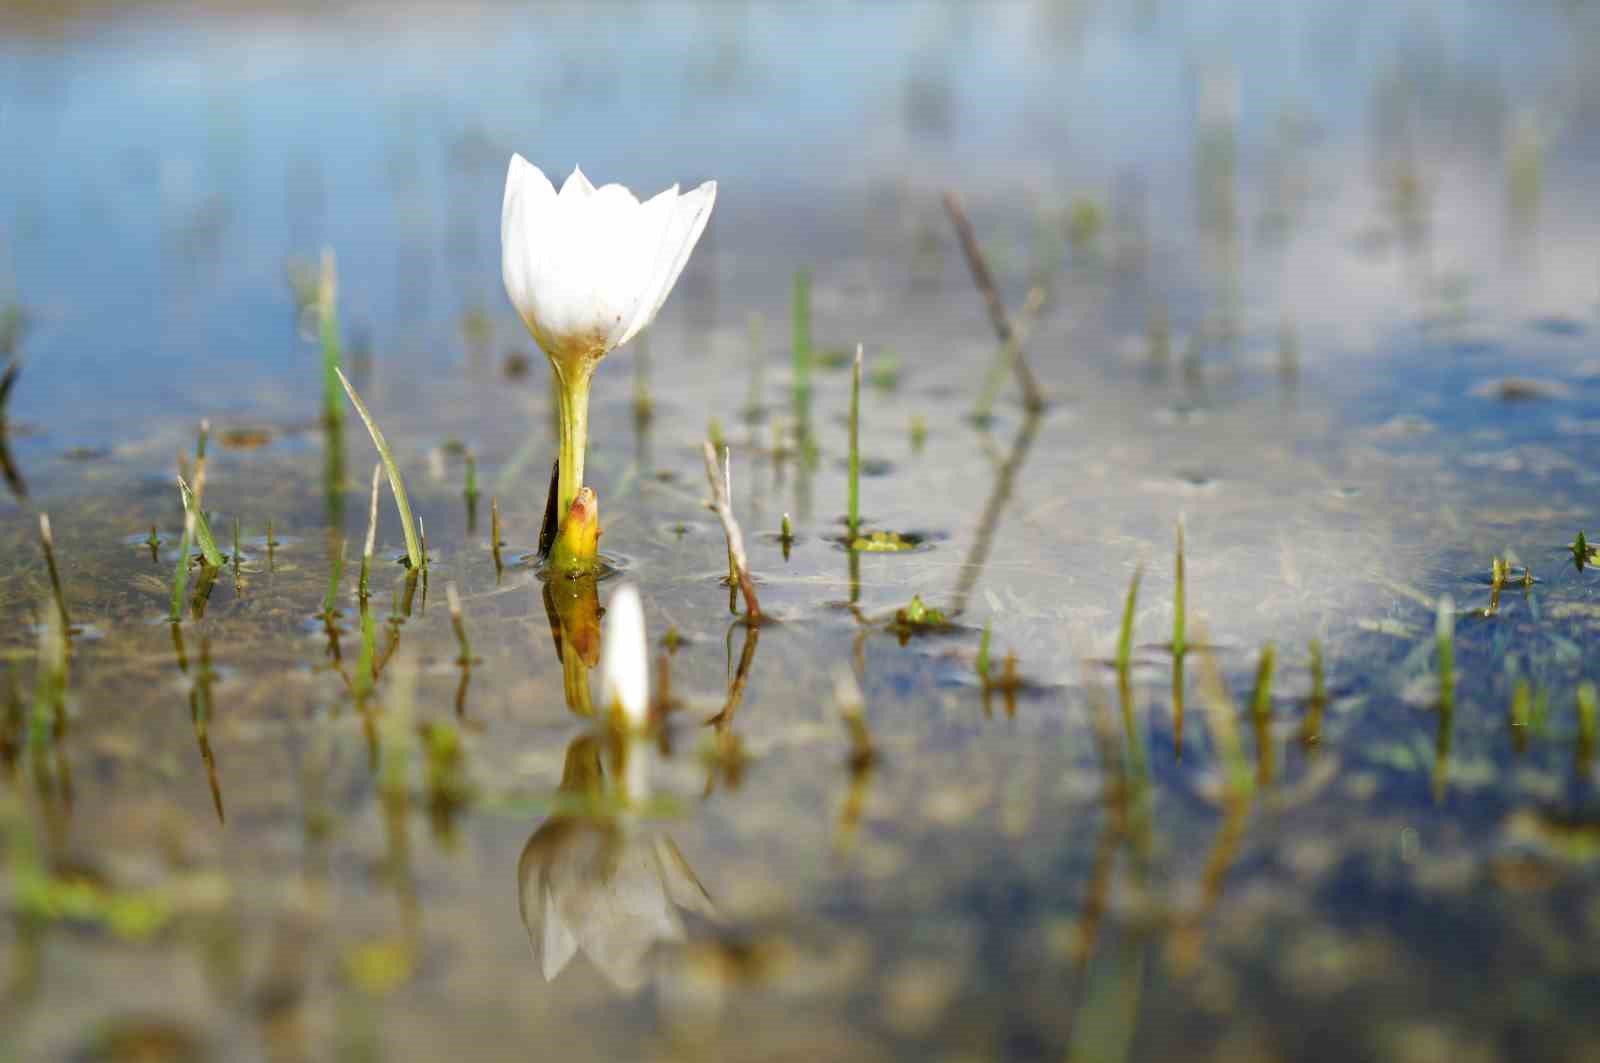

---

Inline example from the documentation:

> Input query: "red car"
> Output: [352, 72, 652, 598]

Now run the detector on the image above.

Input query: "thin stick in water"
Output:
[942, 191, 1046, 412]
[703, 442, 760, 618]
[446, 582, 472, 665]
[490, 496, 504, 575]
[37, 514, 69, 630]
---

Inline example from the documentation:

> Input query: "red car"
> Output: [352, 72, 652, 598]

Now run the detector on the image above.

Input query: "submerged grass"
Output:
[336, 367, 423, 571]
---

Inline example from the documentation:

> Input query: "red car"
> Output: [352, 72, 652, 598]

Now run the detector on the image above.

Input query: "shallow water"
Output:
[3, 2, 1600, 1060]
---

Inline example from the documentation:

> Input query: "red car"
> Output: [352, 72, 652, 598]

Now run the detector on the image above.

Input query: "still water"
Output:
[2, 2, 1600, 1060]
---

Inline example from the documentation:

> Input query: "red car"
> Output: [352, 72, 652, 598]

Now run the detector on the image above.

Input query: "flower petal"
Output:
[560, 166, 594, 200]
[501, 155, 555, 329]
[616, 179, 716, 348]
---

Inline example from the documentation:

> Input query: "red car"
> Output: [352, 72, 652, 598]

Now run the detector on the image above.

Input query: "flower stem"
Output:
[555, 364, 594, 525]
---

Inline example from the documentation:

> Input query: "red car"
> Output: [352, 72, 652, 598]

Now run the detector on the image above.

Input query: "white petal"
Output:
[616, 179, 716, 347]
[600, 584, 649, 728]
[501, 155, 554, 327]
[541, 887, 579, 981]
[560, 166, 595, 200]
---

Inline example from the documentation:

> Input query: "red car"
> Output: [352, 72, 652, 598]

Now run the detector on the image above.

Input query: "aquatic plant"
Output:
[359, 463, 381, 602]
[943, 190, 1046, 412]
[1569, 529, 1596, 573]
[445, 582, 473, 666]
[463, 447, 479, 530]
[176, 477, 225, 569]
[500, 157, 716, 571]
[1116, 566, 1142, 678]
[1301, 639, 1326, 745]
[702, 443, 760, 617]
[973, 287, 1045, 422]
[37, 514, 69, 631]
[335, 367, 424, 571]
[1249, 643, 1275, 720]
[547, 487, 600, 575]
[490, 496, 504, 575]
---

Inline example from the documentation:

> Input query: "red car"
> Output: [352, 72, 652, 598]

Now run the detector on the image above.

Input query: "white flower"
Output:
[501, 155, 716, 373]
[600, 583, 650, 728]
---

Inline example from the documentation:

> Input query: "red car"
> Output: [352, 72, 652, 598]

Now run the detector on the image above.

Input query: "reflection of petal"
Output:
[556, 832, 684, 992]
[518, 813, 713, 992]
[655, 837, 716, 920]
[541, 887, 578, 981]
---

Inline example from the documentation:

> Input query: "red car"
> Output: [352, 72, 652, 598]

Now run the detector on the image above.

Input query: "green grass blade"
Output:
[177, 476, 226, 568]
[1117, 565, 1142, 675]
[335, 367, 423, 570]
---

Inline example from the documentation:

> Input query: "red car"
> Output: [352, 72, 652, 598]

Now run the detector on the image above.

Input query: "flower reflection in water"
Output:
[518, 734, 715, 992]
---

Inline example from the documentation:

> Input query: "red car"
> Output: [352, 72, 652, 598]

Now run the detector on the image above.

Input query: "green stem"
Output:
[555, 364, 594, 523]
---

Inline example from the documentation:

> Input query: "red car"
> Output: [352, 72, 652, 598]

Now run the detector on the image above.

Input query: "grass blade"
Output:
[335, 366, 423, 570]
[177, 476, 226, 569]
[1116, 565, 1142, 677]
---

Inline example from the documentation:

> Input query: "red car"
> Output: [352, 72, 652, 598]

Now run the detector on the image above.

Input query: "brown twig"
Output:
[702, 442, 760, 618]
[943, 191, 1047, 411]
